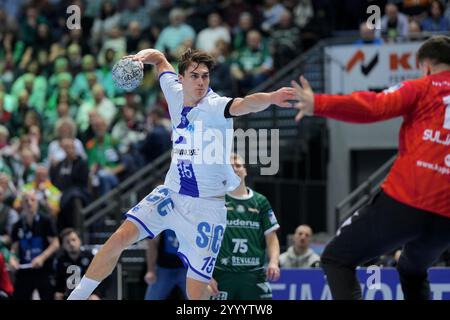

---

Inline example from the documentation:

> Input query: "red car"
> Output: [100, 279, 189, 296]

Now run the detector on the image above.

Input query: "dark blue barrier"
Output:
[271, 268, 450, 300]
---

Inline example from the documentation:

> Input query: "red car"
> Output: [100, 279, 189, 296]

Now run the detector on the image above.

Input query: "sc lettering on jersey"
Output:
[196, 222, 224, 254]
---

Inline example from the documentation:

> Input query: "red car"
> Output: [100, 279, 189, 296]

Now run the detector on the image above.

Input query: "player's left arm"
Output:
[228, 87, 297, 117]
[265, 231, 280, 281]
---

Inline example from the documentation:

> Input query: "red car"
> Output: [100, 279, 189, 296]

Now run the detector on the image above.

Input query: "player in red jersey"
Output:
[290, 35, 450, 300]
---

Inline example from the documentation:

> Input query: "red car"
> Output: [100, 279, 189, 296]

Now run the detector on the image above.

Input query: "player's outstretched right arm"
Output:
[124, 49, 175, 76]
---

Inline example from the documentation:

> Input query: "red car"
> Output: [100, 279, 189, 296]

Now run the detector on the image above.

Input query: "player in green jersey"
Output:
[209, 153, 280, 300]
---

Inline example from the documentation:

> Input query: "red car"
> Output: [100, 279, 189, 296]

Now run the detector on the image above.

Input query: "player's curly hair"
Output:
[418, 35, 450, 66]
[178, 49, 215, 76]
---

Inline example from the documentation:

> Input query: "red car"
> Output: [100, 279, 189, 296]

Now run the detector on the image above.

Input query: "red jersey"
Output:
[0, 253, 13, 296]
[315, 70, 450, 218]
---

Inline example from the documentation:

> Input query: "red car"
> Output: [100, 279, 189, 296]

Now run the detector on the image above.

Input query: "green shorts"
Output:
[211, 269, 273, 300]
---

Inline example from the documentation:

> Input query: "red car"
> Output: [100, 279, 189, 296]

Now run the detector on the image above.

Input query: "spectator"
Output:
[0, 173, 16, 207]
[231, 30, 273, 94]
[20, 6, 47, 47]
[86, 116, 124, 195]
[111, 102, 146, 155]
[0, 7, 17, 34]
[10, 91, 31, 137]
[148, 0, 173, 34]
[221, 0, 253, 29]
[155, 8, 196, 60]
[119, 0, 150, 31]
[126, 20, 144, 54]
[279, 225, 321, 268]
[11, 72, 47, 114]
[409, 19, 427, 40]
[50, 138, 89, 231]
[47, 118, 86, 166]
[71, 55, 100, 103]
[209, 40, 234, 97]
[99, 26, 127, 66]
[232, 12, 255, 51]
[12, 148, 37, 191]
[354, 22, 384, 45]
[0, 185, 19, 263]
[14, 164, 61, 219]
[196, 13, 231, 54]
[0, 124, 12, 156]
[185, 0, 219, 32]
[269, 10, 302, 69]
[67, 44, 83, 77]
[9, 190, 59, 300]
[421, 0, 449, 32]
[292, 0, 314, 29]
[47, 57, 70, 95]
[138, 108, 171, 164]
[91, 0, 121, 50]
[77, 84, 117, 131]
[377, 3, 410, 41]
[54, 228, 105, 300]
[261, 0, 286, 32]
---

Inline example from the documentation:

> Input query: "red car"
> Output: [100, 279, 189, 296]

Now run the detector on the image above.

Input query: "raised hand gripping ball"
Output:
[112, 58, 144, 91]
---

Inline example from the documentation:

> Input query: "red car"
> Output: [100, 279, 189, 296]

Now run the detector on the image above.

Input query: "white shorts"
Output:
[125, 185, 227, 283]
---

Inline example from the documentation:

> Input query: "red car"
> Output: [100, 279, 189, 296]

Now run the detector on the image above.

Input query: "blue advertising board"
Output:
[271, 268, 450, 300]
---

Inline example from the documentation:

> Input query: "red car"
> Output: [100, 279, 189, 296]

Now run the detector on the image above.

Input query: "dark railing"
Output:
[334, 155, 396, 231]
[80, 150, 172, 243]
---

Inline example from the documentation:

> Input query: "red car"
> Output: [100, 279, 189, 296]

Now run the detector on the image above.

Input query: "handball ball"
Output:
[112, 59, 144, 91]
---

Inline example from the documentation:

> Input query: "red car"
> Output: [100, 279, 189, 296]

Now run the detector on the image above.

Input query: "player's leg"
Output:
[170, 192, 228, 300]
[85, 221, 139, 281]
[242, 271, 273, 300]
[397, 213, 450, 300]
[69, 185, 170, 299]
[210, 269, 232, 300]
[186, 277, 210, 300]
[321, 191, 426, 300]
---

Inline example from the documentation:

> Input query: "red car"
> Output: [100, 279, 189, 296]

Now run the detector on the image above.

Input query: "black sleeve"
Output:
[74, 158, 89, 188]
[49, 163, 58, 187]
[44, 215, 57, 238]
[10, 221, 19, 243]
[224, 98, 236, 119]
[54, 257, 67, 293]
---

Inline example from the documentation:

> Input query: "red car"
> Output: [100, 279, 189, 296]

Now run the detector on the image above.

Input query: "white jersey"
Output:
[159, 71, 240, 198]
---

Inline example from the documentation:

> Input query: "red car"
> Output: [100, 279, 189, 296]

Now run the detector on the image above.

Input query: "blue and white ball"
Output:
[112, 59, 144, 91]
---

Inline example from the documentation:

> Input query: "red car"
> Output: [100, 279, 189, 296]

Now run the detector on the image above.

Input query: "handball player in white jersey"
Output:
[68, 48, 295, 300]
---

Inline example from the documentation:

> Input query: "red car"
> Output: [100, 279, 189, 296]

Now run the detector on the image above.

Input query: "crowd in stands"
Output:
[0, 0, 449, 299]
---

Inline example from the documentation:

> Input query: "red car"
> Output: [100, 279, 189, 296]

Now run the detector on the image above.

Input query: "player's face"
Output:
[179, 63, 210, 101]
[231, 156, 247, 179]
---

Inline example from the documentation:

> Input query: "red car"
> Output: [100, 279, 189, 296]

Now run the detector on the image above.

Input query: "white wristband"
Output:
[67, 276, 100, 300]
